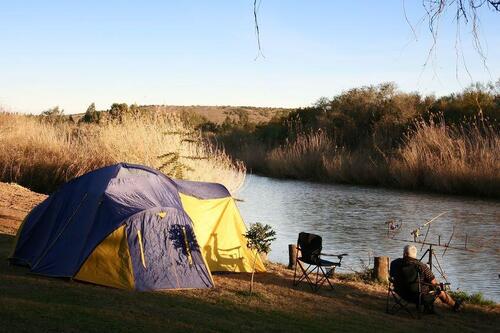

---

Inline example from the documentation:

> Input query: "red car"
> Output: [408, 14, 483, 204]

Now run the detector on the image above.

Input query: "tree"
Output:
[109, 103, 129, 121]
[41, 106, 65, 123]
[414, 0, 500, 69]
[253, 1, 500, 67]
[243, 222, 276, 295]
[81, 103, 101, 123]
[419, 1, 500, 34]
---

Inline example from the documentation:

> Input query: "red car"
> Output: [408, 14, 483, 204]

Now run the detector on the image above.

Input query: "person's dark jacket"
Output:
[390, 257, 435, 303]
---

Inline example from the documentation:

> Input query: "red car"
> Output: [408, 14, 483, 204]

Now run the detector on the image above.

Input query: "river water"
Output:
[237, 174, 500, 302]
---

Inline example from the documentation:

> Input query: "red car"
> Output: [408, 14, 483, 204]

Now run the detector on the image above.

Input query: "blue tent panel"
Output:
[125, 207, 213, 291]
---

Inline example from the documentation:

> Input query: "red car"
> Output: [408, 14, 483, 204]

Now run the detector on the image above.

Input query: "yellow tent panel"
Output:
[75, 225, 135, 289]
[180, 194, 266, 273]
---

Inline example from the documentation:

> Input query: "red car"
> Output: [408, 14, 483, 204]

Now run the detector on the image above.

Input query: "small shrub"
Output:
[81, 103, 101, 124]
[244, 222, 276, 295]
[449, 290, 496, 307]
[41, 106, 65, 124]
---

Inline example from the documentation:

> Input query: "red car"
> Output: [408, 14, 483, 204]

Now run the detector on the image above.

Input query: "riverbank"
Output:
[220, 120, 500, 198]
[258, 121, 499, 198]
[1, 182, 499, 332]
[212, 83, 500, 198]
[237, 174, 500, 302]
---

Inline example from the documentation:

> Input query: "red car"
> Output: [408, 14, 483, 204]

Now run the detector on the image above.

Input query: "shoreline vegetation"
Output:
[1, 80, 498, 199]
[207, 81, 499, 198]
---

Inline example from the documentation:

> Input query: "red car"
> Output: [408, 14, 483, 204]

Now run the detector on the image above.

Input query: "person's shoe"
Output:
[453, 299, 464, 312]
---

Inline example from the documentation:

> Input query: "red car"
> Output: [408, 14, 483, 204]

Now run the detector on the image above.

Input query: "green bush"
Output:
[81, 103, 101, 124]
[40, 106, 65, 124]
[448, 290, 496, 307]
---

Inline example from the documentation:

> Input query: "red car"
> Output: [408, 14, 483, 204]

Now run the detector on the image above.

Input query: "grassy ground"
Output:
[0, 183, 498, 332]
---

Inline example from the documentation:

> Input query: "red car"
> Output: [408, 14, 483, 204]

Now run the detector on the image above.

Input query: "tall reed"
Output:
[0, 112, 245, 194]
[255, 120, 499, 197]
[393, 119, 499, 196]
[265, 131, 333, 179]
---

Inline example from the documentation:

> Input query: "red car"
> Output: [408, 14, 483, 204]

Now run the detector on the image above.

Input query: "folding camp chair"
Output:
[386, 262, 442, 318]
[293, 232, 347, 291]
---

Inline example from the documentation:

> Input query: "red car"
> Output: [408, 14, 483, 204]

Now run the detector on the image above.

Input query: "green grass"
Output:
[449, 291, 496, 307]
[1, 234, 498, 333]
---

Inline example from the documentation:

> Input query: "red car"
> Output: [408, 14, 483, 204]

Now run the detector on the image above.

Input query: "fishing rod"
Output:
[386, 211, 473, 283]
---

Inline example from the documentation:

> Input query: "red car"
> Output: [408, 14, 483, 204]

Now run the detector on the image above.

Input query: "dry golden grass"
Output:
[265, 131, 386, 185]
[392, 120, 500, 196]
[261, 121, 499, 197]
[0, 112, 245, 194]
[266, 131, 333, 179]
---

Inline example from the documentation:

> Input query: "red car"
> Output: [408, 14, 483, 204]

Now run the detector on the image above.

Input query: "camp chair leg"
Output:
[315, 266, 320, 290]
[386, 287, 391, 314]
[322, 266, 334, 289]
[314, 266, 334, 291]
[294, 261, 317, 291]
[293, 258, 337, 292]
[387, 288, 415, 318]
[304, 265, 317, 291]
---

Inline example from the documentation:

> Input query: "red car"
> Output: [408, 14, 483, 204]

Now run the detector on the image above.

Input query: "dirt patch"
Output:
[0, 182, 46, 235]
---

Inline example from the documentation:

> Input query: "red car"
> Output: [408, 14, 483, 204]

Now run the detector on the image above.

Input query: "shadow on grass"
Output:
[0, 234, 358, 333]
[1, 233, 499, 333]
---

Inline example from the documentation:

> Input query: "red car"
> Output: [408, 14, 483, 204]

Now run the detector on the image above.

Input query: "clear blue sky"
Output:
[1, 1, 499, 114]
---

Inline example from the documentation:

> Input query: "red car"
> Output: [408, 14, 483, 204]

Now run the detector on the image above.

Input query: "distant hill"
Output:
[71, 105, 293, 125]
[142, 105, 292, 124]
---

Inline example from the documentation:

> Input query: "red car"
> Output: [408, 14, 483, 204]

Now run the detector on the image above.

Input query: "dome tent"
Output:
[9, 163, 265, 291]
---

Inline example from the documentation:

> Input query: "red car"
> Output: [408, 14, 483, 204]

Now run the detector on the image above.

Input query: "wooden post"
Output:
[373, 256, 390, 283]
[288, 244, 297, 269]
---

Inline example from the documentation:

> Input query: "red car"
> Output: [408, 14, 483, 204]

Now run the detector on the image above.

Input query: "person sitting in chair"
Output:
[390, 245, 463, 312]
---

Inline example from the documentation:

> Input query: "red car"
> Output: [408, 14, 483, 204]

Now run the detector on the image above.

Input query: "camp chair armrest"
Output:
[321, 253, 348, 259]
[420, 281, 450, 288]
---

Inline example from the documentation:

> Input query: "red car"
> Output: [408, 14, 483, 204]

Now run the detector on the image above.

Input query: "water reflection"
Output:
[238, 174, 500, 302]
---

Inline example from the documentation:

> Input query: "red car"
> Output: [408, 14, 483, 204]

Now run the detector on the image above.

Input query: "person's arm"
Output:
[419, 262, 436, 284]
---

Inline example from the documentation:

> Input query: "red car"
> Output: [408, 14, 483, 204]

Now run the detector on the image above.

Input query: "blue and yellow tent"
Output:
[9, 163, 265, 291]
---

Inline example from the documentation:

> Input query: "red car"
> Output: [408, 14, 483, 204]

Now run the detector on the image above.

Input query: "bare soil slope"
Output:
[0, 182, 46, 235]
